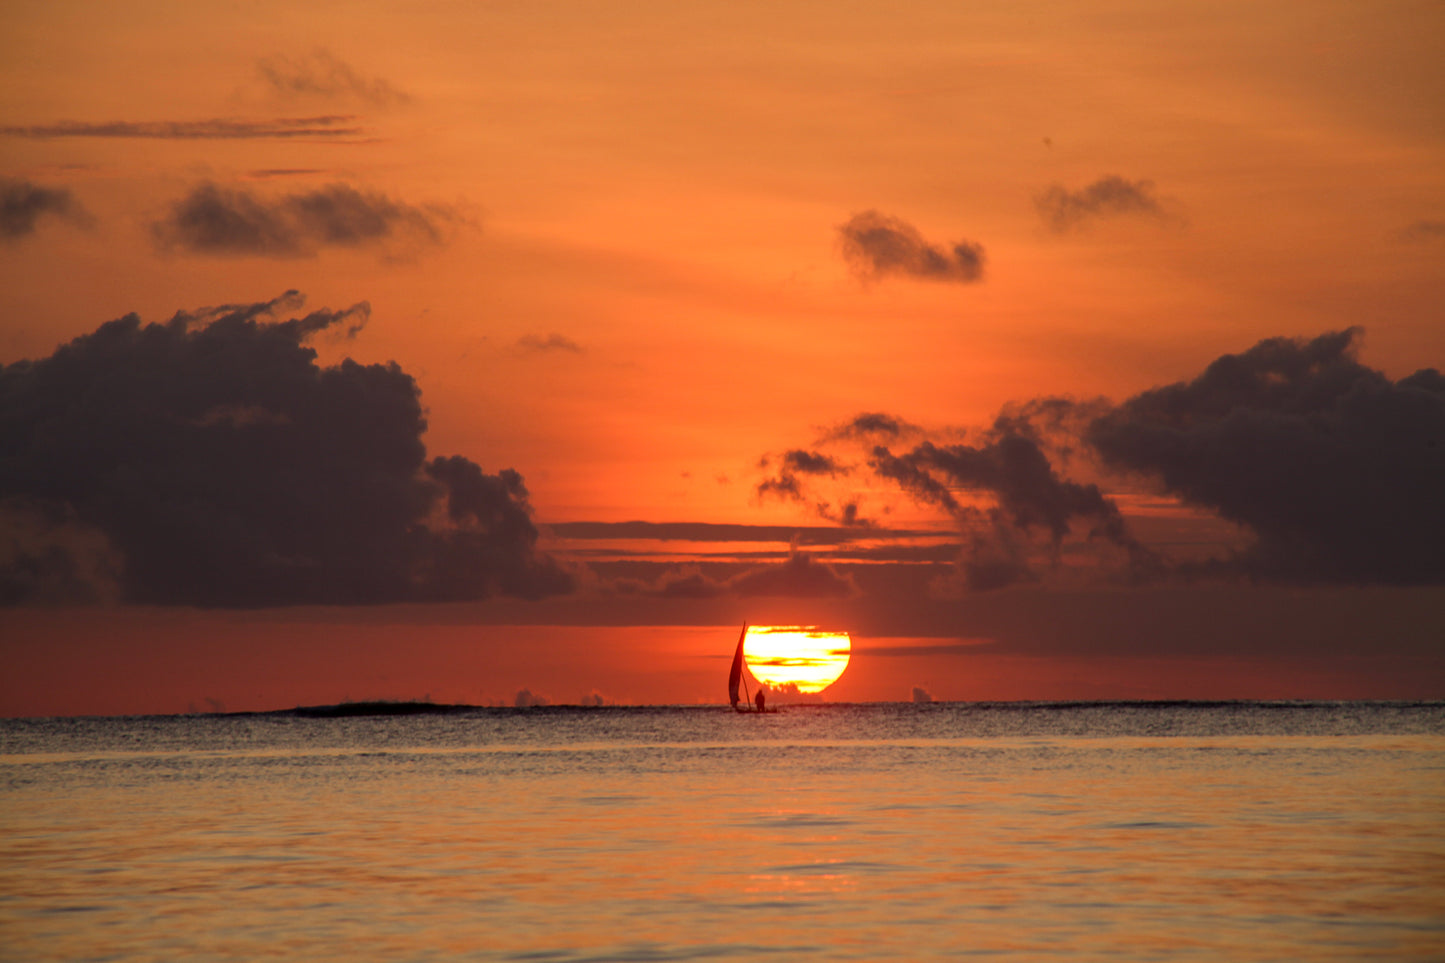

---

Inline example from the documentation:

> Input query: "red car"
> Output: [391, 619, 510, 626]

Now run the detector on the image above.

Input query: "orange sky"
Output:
[2, 1, 1443, 714]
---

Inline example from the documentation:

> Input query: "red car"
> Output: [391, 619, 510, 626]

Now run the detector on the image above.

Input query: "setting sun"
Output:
[743, 626, 851, 694]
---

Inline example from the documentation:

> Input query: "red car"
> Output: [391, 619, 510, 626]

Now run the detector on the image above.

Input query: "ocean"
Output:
[2, 702, 1442, 961]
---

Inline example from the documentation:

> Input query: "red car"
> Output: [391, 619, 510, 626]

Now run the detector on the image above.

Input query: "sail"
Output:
[728, 623, 747, 708]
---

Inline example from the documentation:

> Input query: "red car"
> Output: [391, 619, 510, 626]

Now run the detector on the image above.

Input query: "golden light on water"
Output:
[743, 626, 851, 694]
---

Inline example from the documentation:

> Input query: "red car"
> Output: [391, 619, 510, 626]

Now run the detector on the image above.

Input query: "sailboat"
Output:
[728, 623, 774, 712]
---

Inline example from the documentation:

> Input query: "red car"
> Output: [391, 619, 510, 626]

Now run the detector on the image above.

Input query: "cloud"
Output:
[0, 294, 574, 606]
[514, 688, 548, 708]
[548, 520, 930, 544]
[1, 116, 363, 139]
[152, 182, 456, 257]
[838, 211, 985, 283]
[757, 448, 847, 502]
[1035, 175, 1171, 232]
[911, 686, 933, 703]
[615, 549, 857, 599]
[1086, 328, 1445, 584]
[1, 179, 90, 240]
[256, 50, 410, 107]
[730, 548, 857, 598]
[1396, 219, 1445, 243]
[819, 411, 919, 444]
[516, 333, 583, 354]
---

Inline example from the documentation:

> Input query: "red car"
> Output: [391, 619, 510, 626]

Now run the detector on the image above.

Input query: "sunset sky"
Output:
[3, 0, 1443, 715]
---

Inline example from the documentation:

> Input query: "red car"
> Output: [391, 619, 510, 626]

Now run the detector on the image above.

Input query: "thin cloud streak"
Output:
[1, 116, 364, 139]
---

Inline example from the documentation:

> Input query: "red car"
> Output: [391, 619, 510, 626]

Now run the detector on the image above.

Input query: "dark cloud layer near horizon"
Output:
[1, 179, 89, 240]
[0, 293, 572, 606]
[1035, 175, 1170, 232]
[839, 211, 985, 283]
[152, 182, 455, 257]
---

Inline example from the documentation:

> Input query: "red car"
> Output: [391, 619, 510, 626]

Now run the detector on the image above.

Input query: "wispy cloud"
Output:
[1396, 219, 1445, 243]
[2, 116, 363, 140]
[1035, 175, 1174, 232]
[257, 50, 410, 107]
[838, 210, 985, 284]
[1, 178, 90, 240]
[516, 333, 583, 354]
[151, 182, 458, 258]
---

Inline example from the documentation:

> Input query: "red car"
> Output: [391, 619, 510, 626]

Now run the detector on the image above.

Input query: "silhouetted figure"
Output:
[755, 689, 766, 713]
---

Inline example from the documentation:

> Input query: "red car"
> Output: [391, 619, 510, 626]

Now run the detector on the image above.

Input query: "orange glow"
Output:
[744, 626, 851, 694]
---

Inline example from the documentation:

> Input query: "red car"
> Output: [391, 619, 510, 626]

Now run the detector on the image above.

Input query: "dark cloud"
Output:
[1, 179, 89, 240]
[152, 182, 455, 257]
[1087, 328, 1445, 584]
[516, 333, 582, 354]
[257, 51, 410, 107]
[757, 449, 846, 502]
[869, 418, 1151, 589]
[0, 294, 573, 606]
[838, 210, 985, 283]
[762, 328, 1445, 589]
[820, 411, 917, 443]
[911, 686, 933, 703]
[1, 116, 363, 139]
[1396, 219, 1445, 243]
[1035, 175, 1170, 232]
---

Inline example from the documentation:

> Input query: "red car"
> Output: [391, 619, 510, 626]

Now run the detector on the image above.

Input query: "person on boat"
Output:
[755, 689, 766, 713]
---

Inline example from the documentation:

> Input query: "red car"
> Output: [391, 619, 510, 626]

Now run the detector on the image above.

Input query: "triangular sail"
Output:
[728, 623, 747, 708]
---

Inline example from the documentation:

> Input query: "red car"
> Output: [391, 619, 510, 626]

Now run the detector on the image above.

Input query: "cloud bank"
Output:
[0, 293, 573, 606]
[839, 211, 985, 283]
[152, 182, 456, 257]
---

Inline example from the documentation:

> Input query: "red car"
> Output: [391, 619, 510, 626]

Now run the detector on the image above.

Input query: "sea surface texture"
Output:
[2, 702, 1443, 962]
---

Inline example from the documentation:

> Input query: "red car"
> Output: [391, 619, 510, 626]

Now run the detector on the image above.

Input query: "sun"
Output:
[744, 626, 851, 694]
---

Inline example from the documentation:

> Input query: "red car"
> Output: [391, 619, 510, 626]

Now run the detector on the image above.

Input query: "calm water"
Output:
[2, 702, 1443, 962]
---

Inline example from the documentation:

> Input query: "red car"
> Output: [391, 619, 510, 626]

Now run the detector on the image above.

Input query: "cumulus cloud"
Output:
[1035, 175, 1171, 232]
[767, 328, 1444, 589]
[152, 182, 456, 257]
[838, 211, 985, 283]
[2, 116, 362, 139]
[0, 293, 573, 606]
[1, 179, 90, 240]
[1087, 328, 1445, 584]
[256, 50, 410, 107]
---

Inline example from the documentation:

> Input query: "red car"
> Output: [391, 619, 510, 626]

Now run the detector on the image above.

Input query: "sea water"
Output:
[2, 702, 1442, 962]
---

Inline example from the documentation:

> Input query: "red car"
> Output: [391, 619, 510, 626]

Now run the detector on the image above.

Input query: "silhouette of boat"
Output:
[728, 623, 776, 712]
